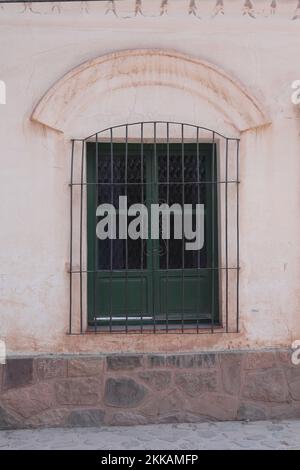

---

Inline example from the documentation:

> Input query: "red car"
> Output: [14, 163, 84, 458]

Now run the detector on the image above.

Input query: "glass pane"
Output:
[97, 144, 147, 270]
[158, 144, 209, 269]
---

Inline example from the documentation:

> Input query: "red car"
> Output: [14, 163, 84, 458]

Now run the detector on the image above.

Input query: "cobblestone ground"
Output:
[0, 420, 300, 450]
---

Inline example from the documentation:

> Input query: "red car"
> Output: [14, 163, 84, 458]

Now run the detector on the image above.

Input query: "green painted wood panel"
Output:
[86, 141, 219, 327]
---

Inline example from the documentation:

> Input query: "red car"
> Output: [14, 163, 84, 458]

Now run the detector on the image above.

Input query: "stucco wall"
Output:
[0, 2, 300, 355]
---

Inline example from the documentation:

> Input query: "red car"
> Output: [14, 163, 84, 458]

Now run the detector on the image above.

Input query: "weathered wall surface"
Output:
[0, 350, 300, 428]
[0, 2, 300, 355]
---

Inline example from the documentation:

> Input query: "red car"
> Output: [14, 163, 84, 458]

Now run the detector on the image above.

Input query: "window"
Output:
[69, 122, 240, 334]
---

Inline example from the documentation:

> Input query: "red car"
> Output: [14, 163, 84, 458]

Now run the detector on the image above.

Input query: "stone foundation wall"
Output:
[0, 350, 299, 429]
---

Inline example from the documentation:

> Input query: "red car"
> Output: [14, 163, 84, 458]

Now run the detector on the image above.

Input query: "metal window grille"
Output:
[69, 122, 240, 334]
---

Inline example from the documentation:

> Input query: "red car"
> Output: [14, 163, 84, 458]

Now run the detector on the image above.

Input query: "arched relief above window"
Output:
[31, 49, 270, 138]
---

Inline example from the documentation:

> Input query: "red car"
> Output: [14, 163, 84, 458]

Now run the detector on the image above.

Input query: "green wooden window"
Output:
[86, 141, 219, 331]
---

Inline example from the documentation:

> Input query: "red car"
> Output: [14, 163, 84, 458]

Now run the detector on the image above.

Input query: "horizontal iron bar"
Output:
[68, 329, 235, 336]
[87, 323, 230, 334]
[95, 314, 213, 320]
[71, 122, 240, 142]
[96, 316, 153, 322]
[70, 267, 240, 273]
[70, 180, 240, 186]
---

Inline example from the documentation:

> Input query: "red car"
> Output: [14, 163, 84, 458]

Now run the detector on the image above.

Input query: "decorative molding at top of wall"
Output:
[1, 1, 300, 21]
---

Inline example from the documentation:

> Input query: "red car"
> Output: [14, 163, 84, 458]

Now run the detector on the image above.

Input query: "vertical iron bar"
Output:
[236, 139, 240, 333]
[79, 140, 84, 334]
[225, 138, 229, 333]
[153, 122, 157, 333]
[94, 134, 99, 333]
[125, 125, 129, 333]
[110, 129, 114, 332]
[69, 140, 75, 335]
[211, 131, 216, 333]
[181, 124, 185, 333]
[140, 123, 144, 333]
[196, 128, 200, 334]
[166, 122, 170, 333]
